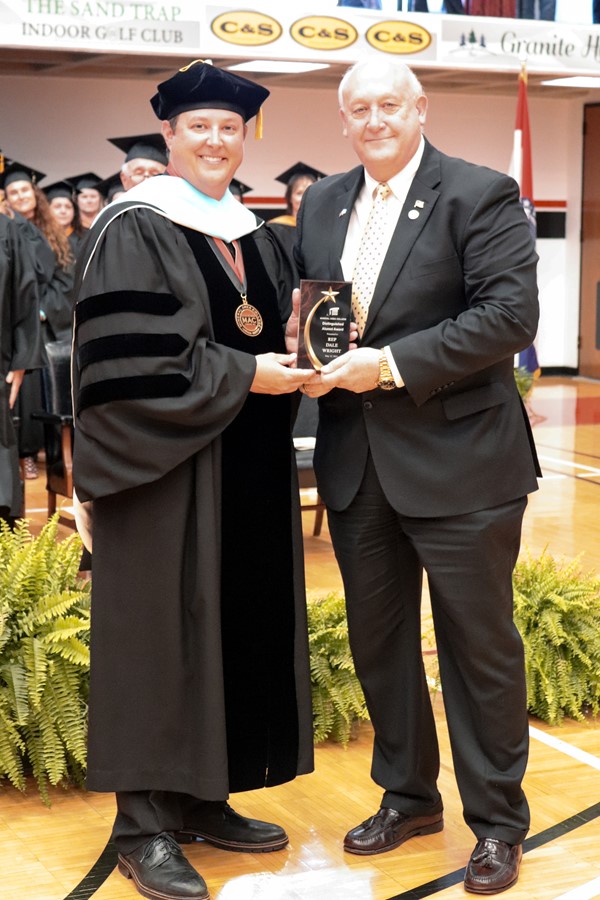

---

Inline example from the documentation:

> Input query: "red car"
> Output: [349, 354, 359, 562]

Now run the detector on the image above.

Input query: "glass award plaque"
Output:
[297, 279, 352, 370]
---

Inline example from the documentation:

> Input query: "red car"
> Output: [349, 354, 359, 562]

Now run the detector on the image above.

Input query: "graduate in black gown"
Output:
[267, 162, 325, 261]
[45, 179, 86, 259]
[0, 207, 44, 523]
[69, 172, 105, 233]
[72, 61, 318, 900]
[2, 160, 75, 479]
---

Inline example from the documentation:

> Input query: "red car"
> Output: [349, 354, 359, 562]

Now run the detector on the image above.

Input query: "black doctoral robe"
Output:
[267, 217, 300, 279]
[12, 213, 74, 342]
[73, 200, 314, 799]
[11, 214, 74, 459]
[0, 215, 44, 514]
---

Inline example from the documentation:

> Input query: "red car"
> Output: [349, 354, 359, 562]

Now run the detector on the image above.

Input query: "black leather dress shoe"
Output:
[176, 801, 288, 853]
[343, 807, 444, 855]
[117, 832, 209, 900]
[464, 838, 522, 894]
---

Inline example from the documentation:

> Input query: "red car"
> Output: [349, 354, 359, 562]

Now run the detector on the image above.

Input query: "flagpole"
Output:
[510, 60, 541, 385]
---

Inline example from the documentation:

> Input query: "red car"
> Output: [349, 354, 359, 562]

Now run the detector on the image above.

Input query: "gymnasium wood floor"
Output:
[1, 375, 599, 900]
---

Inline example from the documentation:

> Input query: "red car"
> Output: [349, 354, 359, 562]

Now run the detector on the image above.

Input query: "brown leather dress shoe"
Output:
[343, 807, 443, 855]
[464, 838, 522, 894]
[176, 801, 288, 853]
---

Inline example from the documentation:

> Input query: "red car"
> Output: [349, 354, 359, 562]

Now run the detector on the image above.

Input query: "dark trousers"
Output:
[327, 454, 530, 845]
[15, 370, 44, 458]
[0, 507, 15, 529]
[516, 0, 555, 18]
[113, 791, 225, 854]
[443, 0, 466, 11]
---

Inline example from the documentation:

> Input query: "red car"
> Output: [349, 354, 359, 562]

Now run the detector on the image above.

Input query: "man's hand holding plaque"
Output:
[296, 280, 352, 370]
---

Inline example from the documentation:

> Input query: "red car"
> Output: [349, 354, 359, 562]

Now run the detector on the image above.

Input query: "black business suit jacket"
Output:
[295, 139, 541, 517]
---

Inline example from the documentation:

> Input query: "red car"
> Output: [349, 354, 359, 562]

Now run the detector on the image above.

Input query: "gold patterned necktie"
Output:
[351, 182, 391, 337]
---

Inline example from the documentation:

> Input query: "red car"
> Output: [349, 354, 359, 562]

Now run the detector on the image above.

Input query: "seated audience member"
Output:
[228, 177, 252, 204]
[2, 158, 75, 480]
[96, 171, 127, 204]
[45, 179, 86, 257]
[68, 173, 105, 231]
[268, 162, 325, 258]
[0, 203, 44, 519]
[108, 133, 168, 191]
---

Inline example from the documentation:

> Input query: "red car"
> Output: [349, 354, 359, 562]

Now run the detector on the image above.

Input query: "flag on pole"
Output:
[509, 63, 540, 379]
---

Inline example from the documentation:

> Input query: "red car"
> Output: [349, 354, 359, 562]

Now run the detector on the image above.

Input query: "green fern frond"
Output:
[44, 659, 87, 766]
[0, 516, 89, 802]
[24, 591, 87, 632]
[22, 724, 50, 805]
[21, 636, 51, 711]
[0, 697, 26, 790]
[514, 366, 534, 401]
[311, 688, 335, 744]
[307, 593, 368, 745]
[514, 550, 600, 725]
[0, 662, 30, 725]
[52, 637, 89, 668]
[38, 703, 67, 786]
[42, 616, 90, 641]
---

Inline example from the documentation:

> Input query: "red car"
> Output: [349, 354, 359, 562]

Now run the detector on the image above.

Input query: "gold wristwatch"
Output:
[377, 350, 397, 390]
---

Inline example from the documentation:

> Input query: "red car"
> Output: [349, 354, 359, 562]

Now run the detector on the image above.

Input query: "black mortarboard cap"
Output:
[0, 156, 46, 190]
[43, 179, 75, 201]
[67, 172, 103, 193]
[96, 171, 126, 201]
[108, 133, 168, 166]
[275, 162, 327, 186]
[229, 178, 252, 197]
[150, 59, 269, 138]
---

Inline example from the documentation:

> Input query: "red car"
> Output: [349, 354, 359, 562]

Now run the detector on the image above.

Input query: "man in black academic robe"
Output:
[73, 62, 316, 900]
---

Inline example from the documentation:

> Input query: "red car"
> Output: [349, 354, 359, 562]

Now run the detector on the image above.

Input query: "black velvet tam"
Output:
[151, 60, 269, 122]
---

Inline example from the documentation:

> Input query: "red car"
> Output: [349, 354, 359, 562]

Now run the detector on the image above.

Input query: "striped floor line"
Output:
[537, 454, 600, 481]
[554, 876, 600, 900]
[62, 841, 117, 900]
[529, 725, 600, 770]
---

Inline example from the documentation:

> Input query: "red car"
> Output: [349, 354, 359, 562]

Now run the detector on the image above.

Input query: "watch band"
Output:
[377, 350, 397, 391]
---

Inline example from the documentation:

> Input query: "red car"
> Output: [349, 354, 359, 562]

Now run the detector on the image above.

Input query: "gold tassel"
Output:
[255, 107, 263, 140]
[0, 152, 4, 174]
[179, 58, 212, 72]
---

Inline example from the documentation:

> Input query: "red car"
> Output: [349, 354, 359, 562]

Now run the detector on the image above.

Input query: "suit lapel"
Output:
[328, 167, 364, 281]
[362, 144, 442, 341]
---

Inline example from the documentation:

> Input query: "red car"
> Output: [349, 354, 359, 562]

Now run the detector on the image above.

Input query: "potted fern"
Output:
[0, 516, 90, 804]
[514, 365, 535, 402]
[513, 551, 600, 724]
[307, 593, 369, 744]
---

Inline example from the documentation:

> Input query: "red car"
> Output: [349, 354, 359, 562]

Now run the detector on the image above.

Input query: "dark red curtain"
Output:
[465, 0, 516, 14]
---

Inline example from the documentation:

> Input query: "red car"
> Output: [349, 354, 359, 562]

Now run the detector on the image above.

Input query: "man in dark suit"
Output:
[294, 59, 540, 894]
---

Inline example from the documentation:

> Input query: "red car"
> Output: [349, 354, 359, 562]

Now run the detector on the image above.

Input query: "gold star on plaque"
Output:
[320, 287, 340, 304]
